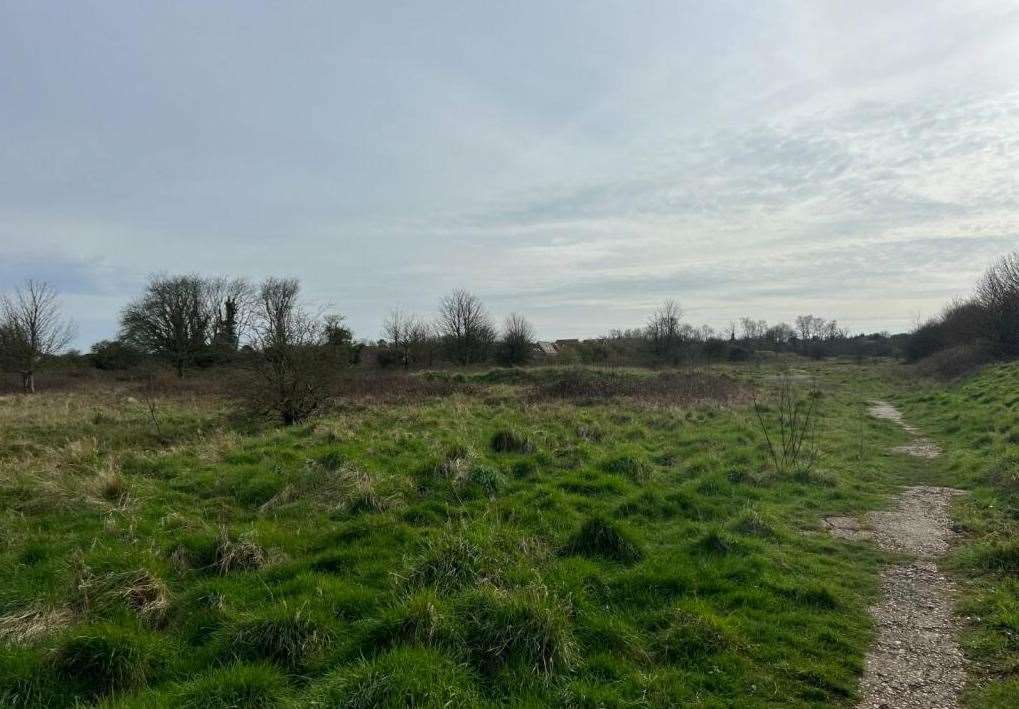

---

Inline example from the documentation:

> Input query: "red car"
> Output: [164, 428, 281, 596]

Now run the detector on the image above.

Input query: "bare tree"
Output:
[752, 374, 821, 476]
[497, 313, 535, 366]
[247, 277, 336, 425]
[383, 309, 425, 368]
[0, 280, 76, 393]
[739, 317, 768, 342]
[975, 251, 1019, 356]
[646, 299, 684, 363]
[120, 274, 217, 376]
[438, 290, 495, 365]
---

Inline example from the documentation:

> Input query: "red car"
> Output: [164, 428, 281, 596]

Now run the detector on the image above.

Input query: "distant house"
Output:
[554, 339, 580, 350]
[533, 341, 558, 357]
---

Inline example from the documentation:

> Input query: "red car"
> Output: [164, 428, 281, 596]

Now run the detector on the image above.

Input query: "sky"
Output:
[2, 0, 1019, 348]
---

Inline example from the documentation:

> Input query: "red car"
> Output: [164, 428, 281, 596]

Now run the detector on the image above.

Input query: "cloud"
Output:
[2, 2, 1019, 346]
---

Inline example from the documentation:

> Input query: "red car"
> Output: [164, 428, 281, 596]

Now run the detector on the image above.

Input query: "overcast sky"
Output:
[3, 1, 1019, 348]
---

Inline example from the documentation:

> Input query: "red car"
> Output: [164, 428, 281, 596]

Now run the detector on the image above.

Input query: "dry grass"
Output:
[259, 463, 401, 516]
[0, 606, 74, 646]
[68, 557, 170, 625]
[216, 529, 270, 575]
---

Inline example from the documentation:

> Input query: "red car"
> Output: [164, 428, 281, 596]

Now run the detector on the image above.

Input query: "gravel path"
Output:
[832, 402, 966, 708]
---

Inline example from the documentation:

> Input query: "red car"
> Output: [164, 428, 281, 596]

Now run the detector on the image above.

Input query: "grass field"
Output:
[0, 360, 1014, 707]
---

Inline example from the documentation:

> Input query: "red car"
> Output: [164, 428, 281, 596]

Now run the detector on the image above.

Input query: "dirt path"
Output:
[829, 401, 965, 709]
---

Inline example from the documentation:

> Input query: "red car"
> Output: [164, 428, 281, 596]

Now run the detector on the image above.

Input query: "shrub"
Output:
[89, 339, 144, 371]
[53, 625, 158, 698]
[170, 663, 288, 708]
[905, 320, 946, 362]
[490, 429, 535, 454]
[458, 585, 578, 677]
[562, 517, 643, 563]
[915, 344, 992, 380]
[308, 646, 480, 708]
[223, 606, 330, 671]
[976, 251, 1019, 356]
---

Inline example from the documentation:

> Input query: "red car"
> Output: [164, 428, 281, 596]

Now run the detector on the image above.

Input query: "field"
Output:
[0, 360, 1015, 707]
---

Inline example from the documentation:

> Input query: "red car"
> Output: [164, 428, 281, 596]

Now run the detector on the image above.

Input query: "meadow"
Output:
[0, 359, 1014, 707]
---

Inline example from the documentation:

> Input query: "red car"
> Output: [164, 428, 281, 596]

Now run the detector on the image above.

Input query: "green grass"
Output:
[0, 360, 1005, 706]
[895, 361, 1019, 706]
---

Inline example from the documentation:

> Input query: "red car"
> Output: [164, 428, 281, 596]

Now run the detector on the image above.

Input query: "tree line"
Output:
[4, 249, 1016, 415]
[905, 251, 1019, 368]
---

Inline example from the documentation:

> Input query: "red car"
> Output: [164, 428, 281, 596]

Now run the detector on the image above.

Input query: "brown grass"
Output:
[530, 370, 750, 406]
[215, 528, 270, 574]
[0, 606, 74, 646]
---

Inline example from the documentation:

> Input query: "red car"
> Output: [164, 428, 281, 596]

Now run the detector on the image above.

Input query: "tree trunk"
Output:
[22, 371, 34, 394]
[176, 358, 184, 378]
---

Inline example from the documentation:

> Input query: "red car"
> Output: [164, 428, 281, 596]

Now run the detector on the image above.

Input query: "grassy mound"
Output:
[170, 663, 289, 708]
[53, 625, 159, 699]
[650, 607, 734, 662]
[308, 646, 480, 708]
[562, 517, 643, 563]
[490, 429, 535, 454]
[457, 585, 578, 677]
[221, 606, 330, 671]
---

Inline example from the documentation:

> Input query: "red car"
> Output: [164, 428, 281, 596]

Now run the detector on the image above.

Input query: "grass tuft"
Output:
[562, 516, 644, 563]
[53, 624, 158, 698]
[215, 529, 269, 574]
[222, 605, 330, 671]
[308, 646, 480, 708]
[490, 429, 535, 454]
[170, 662, 288, 708]
[458, 584, 578, 677]
[651, 607, 734, 662]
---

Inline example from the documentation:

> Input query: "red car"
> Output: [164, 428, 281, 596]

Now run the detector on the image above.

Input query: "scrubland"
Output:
[0, 360, 1014, 707]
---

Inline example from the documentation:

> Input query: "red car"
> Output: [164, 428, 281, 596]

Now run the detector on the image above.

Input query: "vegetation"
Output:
[0, 251, 1017, 704]
[894, 362, 1019, 707]
[2, 358, 992, 707]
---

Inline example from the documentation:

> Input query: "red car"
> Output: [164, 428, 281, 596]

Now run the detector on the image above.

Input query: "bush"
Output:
[904, 320, 946, 363]
[562, 517, 643, 563]
[915, 344, 993, 380]
[308, 646, 480, 708]
[53, 625, 158, 698]
[976, 251, 1019, 356]
[89, 340, 144, 370]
